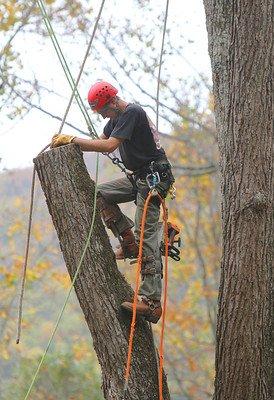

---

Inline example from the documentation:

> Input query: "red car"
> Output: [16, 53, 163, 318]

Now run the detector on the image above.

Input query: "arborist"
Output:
[51, 81, 175, 324]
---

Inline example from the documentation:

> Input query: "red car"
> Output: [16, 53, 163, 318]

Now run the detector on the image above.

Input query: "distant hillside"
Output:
[0, 149, 136, 259]
[0, 150, 122, 198]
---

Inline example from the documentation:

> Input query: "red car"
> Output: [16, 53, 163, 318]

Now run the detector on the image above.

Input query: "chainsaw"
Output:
[160, 222, 181, 261]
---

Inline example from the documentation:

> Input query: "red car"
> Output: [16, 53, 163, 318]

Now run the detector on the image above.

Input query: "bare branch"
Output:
[0, 1, 36, 56]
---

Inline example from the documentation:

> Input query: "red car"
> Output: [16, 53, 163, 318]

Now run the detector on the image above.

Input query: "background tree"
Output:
[203, 0, 273, 399]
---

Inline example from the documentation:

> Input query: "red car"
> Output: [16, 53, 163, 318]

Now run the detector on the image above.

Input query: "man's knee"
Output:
[141, 255, 158, 277]
[97, 195, 120, 229]
[97, 183, 111, 202]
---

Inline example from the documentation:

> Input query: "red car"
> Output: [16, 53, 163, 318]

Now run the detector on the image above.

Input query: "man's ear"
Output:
[108, 98, 117, 107]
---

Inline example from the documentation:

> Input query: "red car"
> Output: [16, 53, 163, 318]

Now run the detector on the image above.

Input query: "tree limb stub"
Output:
[33, 144, 170, 400]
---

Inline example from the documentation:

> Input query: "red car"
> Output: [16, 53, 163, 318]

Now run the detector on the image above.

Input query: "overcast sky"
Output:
[0, 0, 211, 171]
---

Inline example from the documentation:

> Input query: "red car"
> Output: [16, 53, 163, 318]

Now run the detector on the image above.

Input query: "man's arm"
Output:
[72, 136, 123, 153]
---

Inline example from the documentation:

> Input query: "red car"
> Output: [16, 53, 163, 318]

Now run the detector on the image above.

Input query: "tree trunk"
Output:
[203, 1, 273, 399]
[33, 144, 170, 400]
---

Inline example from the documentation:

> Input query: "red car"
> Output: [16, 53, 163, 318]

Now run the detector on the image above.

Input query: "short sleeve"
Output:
[110, 108, 139, 140]
[103, 120, 113, 138]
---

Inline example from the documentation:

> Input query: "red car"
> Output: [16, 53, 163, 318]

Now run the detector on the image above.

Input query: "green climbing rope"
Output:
[37, 0, 98, 137]
[22, 1, 106, 397]
[24, 154, 100, 400]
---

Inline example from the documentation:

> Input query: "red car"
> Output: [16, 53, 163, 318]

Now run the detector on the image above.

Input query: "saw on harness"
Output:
[160, 221, 181, 261]
[129, 221, 182, 265]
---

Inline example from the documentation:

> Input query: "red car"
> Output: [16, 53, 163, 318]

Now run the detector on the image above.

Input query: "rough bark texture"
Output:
[34, 145, 170, 400]
[203, 1, 273, 399]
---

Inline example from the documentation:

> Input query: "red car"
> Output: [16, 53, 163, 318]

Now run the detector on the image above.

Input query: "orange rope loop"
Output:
[123, 189, 169, 400]
[158, 196, 168, 400]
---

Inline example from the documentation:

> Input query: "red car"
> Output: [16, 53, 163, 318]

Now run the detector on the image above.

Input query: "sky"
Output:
[0, 0, 211, 171]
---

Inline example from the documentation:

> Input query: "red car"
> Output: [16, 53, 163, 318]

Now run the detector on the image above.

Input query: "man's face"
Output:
[93, 98, 120, 119]
[97, 104, 117, 119]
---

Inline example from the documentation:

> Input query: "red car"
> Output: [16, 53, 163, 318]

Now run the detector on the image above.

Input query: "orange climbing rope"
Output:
[158, 197, 168, 400]
[123, 189, 169, 399]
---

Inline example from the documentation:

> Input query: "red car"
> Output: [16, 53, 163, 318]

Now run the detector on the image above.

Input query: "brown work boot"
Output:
[121, 297, 162, 324]
[115, 229, 139, 260]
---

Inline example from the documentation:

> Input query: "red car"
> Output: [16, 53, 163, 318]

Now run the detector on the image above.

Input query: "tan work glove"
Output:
[51, 134, 76, 148]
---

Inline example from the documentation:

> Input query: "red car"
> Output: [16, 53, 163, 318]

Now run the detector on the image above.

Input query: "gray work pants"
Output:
[98, 176, 171, 301]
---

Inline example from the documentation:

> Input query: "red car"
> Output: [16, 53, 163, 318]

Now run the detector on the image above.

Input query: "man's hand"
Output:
[51, 134, 76, 148]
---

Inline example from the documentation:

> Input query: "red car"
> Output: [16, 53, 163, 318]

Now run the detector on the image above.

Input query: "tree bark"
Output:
[203, 1, 273, 399]
[33, 144, 170, 400]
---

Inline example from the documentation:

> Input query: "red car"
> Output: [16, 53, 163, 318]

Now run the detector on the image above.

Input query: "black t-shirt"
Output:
[103, 104, 166, 171]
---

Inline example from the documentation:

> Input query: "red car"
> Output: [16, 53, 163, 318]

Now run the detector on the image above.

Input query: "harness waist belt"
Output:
[133, 158, 170, 179]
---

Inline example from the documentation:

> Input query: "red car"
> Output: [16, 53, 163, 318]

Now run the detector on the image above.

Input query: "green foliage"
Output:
[0, 172, 103, 399]
[3, 349, 103, 400]
[0, 0, 93, 118]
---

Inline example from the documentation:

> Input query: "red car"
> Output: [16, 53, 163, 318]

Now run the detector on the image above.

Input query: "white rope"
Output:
[156, 0, 170, 132]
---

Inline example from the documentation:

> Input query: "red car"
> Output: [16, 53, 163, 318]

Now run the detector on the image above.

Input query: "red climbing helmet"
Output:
[88, 81, 118, 111]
